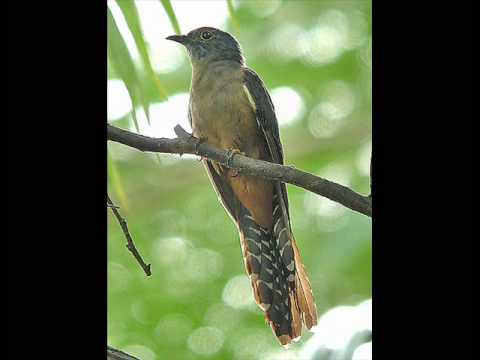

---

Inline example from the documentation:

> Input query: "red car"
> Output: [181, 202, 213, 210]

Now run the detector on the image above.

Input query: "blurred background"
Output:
[107, 1, 372, 359]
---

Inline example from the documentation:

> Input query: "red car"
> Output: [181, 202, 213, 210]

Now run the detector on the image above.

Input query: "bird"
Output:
[167, 27, 317, 346]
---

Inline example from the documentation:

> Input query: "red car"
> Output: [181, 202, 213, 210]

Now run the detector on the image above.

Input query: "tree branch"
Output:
[107, 194, 152, 276]
[107, 124, 372, 218]
[107, 346, 140, 360]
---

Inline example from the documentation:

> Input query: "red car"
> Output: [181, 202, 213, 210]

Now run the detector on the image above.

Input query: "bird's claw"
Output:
[226, 148, 244, 177]
[194, 136, 208, 155]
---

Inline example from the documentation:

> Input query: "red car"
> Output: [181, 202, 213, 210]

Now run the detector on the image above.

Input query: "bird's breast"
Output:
[189, 73, 261, 156]
[190, 64, 274, 229]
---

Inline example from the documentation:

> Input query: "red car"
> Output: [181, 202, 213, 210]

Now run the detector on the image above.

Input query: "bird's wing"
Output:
[243, 67, 318, 334]
[242, 68, 290, 221]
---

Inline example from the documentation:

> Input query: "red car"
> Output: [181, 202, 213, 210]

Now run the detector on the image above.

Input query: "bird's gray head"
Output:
[166, 27, 244, 67]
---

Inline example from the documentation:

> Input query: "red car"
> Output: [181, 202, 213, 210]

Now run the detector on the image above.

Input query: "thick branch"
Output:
[107, 194, 152, 276]
[107, 124, 372, 218]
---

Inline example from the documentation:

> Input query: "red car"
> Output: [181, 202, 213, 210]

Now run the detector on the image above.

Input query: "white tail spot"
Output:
[274, 218, 283, 234]
[261, 281, 273, 289]
[247, 253, 262, 263]
[250, 227, 261, 236]
[273, 205, 280, 216]
[287, 261, 295, 272]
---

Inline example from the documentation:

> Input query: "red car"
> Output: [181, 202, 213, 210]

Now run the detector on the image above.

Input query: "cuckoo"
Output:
[167, 27, 317, 345]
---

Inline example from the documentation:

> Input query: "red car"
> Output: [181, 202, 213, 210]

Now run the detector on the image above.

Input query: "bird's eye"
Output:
[200, 31, 213, 40]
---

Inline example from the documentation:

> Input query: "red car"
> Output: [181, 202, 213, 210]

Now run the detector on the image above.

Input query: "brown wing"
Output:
[243, 68, 318, 338]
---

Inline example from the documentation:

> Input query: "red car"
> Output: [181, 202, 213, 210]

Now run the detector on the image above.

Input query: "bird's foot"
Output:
[226, 148, 245, 177]
[194, 136, 208, 155]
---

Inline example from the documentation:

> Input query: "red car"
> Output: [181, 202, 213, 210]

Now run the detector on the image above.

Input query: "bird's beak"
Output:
[166, 34, 188, 45]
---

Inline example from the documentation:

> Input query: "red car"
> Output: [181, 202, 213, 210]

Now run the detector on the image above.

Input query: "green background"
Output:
[108, 1, 372, 359]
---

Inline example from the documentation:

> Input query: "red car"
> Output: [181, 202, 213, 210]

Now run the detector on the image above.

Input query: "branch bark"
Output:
[107, 346, 140, 360]
[107, 124, 372, 218]
[107, 194, 152, 276]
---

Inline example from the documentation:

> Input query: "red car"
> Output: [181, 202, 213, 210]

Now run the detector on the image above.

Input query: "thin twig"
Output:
[107, 194, 152, 276]
[107, 346, 140, 360]
[107, 124, 372, 218]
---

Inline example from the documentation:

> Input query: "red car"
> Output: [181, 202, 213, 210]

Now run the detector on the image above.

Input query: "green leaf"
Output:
[107, 57, 117, 79]
[116, 0, 168, 112]
[226, 0, 240, 32]
[130, 102, 140, 134]
[108, 9, 138, 98]
[159, 0, 181, 35]
[108, 8, 141, 130]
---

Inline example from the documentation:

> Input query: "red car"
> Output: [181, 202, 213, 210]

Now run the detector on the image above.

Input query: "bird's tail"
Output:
[238, 200, 317, 346]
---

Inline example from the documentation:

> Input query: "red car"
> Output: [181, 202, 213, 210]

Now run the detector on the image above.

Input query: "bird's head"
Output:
[166, 27, 244, 67]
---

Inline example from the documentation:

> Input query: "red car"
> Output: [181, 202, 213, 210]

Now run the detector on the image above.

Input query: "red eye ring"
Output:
[201, 31, 213, 40]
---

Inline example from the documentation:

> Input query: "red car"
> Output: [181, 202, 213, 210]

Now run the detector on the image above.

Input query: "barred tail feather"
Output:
[291, 236, 318, 330]
[271, 191, 318, 342]
[238, 211, 294, 345]
[239, 200, 317, 346]
[289, 290, 302, 339]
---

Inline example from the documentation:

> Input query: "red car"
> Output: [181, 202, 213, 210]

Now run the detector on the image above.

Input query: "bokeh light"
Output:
[271, 86, 306, 127]
[308, 80, 356, 138]
[132, 93, 192, 138]
[299, 22, 345, 66]
[269, 24, 305, 62]
[244, 0, 281, 18]
[204, 303, 241, 332]
[187, 326, 225, 356]
[131, 300, 149, 325]
[300, 299, 372, 359]
[108, 79, 132, 121]
[318, 81, 356, 121]
[173, 0, 229, 31]
[356, 141, 372, 177]
[222, 274, 256, 309]
[229, 328, 274, 360]
[153, 236, 189, 267]
[135, 0, 185, 73]
[182, 247, 224, 282]
[304, 163, 354, 219]
[108, 261, 132, 293]
[154, 313, 193, 347]
[352, 341, 372, 360]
